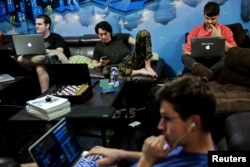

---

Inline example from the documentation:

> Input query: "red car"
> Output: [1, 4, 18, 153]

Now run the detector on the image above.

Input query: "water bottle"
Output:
[110, 67, 119, 87]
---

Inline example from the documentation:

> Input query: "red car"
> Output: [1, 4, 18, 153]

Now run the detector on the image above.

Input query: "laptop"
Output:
[28, 118, 103, 167]
[46, 64, 93, 86]
[12, 34, 46, 55]
[191, 37, 225, 58]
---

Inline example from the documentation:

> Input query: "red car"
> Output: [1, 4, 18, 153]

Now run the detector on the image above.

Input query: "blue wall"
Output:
[0, 0, 249, 77]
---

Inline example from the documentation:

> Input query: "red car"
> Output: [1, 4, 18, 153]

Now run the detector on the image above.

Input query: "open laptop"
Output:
[12, 34, 46, 55]
[28, 118, 103, 167]
[191, 37, 225, 58]
[46, 64, 94, 86]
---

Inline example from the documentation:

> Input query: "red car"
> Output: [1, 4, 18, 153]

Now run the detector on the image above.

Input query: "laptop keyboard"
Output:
[74, 155, 102, 167]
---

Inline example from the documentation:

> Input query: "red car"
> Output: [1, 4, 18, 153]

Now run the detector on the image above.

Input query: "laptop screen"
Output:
[191, 37, 225, 57]
[12, 34, 47, 55]
[29, 118, 82, 167]
[47, 64, 91, 86]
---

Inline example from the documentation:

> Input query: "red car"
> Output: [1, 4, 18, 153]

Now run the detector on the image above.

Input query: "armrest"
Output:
[224, 112, 250, 150]
[0, 43, 15, 55]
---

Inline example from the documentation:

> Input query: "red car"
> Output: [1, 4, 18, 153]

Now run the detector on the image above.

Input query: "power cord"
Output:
[0, 104, 25, 109]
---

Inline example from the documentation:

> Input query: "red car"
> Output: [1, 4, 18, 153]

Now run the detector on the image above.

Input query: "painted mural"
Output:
[0, 0, 249, 77]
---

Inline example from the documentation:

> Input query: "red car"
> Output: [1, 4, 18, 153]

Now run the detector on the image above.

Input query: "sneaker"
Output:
[192, 63, 214, 81]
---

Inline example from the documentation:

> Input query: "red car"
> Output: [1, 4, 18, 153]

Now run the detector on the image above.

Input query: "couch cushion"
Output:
[226, 23, 247, 46]
[219, 47, 250, 86]
[207, 81, 250, 115]
[69, 55, 94, 69]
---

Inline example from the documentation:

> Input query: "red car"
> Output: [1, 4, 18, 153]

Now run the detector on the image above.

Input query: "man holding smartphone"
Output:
[92, 21, 157, 81]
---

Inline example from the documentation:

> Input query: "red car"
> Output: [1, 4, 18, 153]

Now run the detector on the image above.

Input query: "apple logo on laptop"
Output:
[27, 42, 32, 47]
[205, 45, 210, 50]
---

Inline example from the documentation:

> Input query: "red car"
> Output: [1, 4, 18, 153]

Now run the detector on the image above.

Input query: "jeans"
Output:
[182, 54, 225, 73]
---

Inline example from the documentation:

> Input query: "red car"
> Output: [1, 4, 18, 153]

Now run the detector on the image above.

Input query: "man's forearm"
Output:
[92, 60, 101, 68]
[137, 156, 154, 167]
[119, 150, 142, 162]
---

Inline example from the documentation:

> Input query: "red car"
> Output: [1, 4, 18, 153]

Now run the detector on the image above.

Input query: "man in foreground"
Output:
[86, 75, 216, 167]
[92, 21, 157, 81]
[182, 1, 236, 81]
[17, 14, 70, 93]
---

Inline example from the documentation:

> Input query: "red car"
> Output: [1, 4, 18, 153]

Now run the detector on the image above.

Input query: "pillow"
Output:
[69, 55, 94, 69]
[226, 23, 246, 46]
[219, 66, 250, 87]
[218, 47, 250, 86]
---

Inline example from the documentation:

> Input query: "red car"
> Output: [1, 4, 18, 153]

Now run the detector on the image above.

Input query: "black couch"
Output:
[0, 33, 167, 109]
[64, 34, 166, 83]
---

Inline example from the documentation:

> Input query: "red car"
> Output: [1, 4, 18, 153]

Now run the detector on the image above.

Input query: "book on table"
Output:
[26, 105, 71, 121]
[26, 95, 71, 121]
[27, 95, 69, 113]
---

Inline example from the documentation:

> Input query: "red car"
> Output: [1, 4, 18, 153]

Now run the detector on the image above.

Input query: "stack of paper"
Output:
[26, 95, 71, 121]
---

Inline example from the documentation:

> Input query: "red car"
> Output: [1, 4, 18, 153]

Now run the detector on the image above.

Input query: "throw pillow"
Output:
[69, 55, 94, 69]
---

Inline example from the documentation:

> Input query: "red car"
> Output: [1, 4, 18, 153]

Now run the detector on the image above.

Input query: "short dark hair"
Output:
[204, 1, 220, 17]
[36, 14, 51, 29]
[95, 21, 112, 35]
[155, 75, 216, 132]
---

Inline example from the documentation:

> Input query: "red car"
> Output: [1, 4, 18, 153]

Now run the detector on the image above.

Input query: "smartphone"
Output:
[101, 56, 108, 60]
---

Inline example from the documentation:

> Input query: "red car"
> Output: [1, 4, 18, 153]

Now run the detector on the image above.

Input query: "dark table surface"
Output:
[8, 79, 126, 122]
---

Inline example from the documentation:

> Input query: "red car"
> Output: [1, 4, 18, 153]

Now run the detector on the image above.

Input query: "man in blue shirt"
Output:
[86, 75, 216, 167]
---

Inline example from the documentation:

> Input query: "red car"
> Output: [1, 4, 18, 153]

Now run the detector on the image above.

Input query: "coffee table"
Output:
[7, 79, 126, 149]
[8, 79, 126, 121]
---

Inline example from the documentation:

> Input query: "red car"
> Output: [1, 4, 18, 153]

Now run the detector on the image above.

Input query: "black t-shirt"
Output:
[93, 33, 131, 64]
[44, 32, 71, 58]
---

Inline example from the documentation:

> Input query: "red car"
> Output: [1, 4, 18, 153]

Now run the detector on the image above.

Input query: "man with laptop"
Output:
[16, 14, 70, 93]
[182, 1, 237, 81]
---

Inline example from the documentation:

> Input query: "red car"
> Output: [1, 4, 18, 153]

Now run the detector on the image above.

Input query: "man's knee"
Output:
[31, 55, 46, 65]
[17, 55, 22, 63]
[137, 30, 150, 38]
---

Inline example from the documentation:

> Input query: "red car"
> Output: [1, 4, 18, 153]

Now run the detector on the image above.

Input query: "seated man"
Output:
[86, 75, 216, 167]
[92, 21, 157, 81]
[17, 14, 70, 93]
[182, 1, 237, 81]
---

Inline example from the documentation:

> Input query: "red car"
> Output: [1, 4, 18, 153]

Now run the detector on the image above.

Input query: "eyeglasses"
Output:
[98, 32, 109, 37]
[161, 115, 180, 122]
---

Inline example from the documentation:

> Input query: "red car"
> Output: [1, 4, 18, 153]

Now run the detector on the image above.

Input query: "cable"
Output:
[0, 104, 25, 109]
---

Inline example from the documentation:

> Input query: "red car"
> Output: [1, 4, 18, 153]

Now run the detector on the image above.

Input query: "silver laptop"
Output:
[12, 34, 46, 55]
[191, 37, 225, 58]
[28, 118, 103, 167]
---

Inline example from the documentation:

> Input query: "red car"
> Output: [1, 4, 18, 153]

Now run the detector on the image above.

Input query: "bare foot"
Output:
[131, 68, 157, 77]
[146, 67, 158, 77]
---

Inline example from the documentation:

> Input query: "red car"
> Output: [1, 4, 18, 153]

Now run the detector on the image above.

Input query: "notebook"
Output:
[191, 37, 225, 57]
[46, 64, 92, 86]
[12, 34, 46, 55]
[28, 118, 103, 167]
[0, 74, 15, 83]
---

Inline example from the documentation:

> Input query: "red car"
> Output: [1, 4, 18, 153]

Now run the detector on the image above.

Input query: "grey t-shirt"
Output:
[93, 33, 131, 64]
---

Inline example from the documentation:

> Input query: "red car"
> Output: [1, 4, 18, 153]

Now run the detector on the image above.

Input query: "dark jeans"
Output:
[182, 55, 225, 73]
